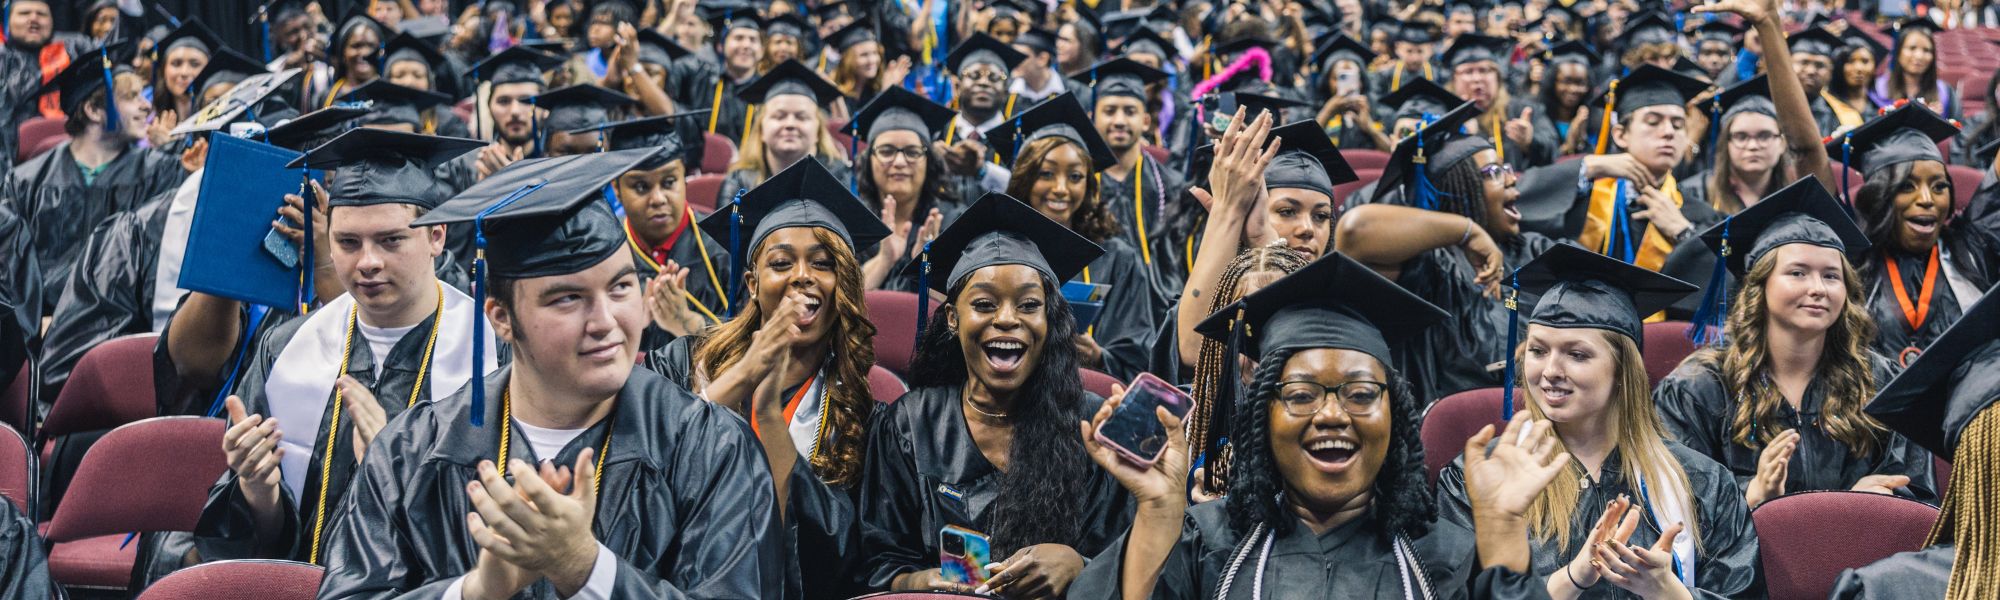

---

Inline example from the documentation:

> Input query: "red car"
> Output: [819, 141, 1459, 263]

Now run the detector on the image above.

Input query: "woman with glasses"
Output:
[1680, 77, 1796, 216]
[848, 87, 957, 292]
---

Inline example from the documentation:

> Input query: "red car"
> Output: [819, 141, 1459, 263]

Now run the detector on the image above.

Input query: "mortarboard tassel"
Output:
[1501, 273, 1520, 420]
[299, 172, 315, 313]
[1608, 179, 1634, 263]
[726, 190, 746, 319]
[3, 1, 9, 39]
[100, 48, 122, 134]
[260, 11, 273, 63]
[1594, 80, 1617, 155]
[848, 122, 860, 195]
[1687, 219, 1731, 347]
[1839, 135, 1855, 212]
[601, 183, 624, 219]
[467, 181, 550, 427]
[1707, 101, 1722, 163]
[1410, 114, 1443, 211]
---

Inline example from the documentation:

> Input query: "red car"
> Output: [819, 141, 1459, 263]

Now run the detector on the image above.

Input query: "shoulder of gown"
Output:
[1652, 355, 1730, 456]
[1830, 545, 1954, 600]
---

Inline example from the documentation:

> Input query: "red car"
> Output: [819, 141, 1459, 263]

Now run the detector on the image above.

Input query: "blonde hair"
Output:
[1934, 408, 2000, 599]
[726, 99, 849, 185]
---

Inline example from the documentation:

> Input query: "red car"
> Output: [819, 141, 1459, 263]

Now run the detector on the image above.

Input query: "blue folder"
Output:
[176, 134, 312, 312]
[1063, 281, 1110, 329]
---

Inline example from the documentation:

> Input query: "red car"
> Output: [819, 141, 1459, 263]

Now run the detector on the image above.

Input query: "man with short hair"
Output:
[933, 33, 1024, 211]
[1007, 28, 1065, 104]
[1079, 57, 1182, 293]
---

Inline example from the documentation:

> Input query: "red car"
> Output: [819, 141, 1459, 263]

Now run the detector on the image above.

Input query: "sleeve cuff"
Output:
[565, 543, 619, 600]
[442, 577, 466, 600]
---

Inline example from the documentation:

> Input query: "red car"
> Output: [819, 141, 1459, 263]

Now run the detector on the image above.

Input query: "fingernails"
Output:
[973, 586, 991, 595]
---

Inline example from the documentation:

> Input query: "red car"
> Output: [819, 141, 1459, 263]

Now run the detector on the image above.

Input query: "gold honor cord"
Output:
[623, 220, 725, 323]
[496, 390, 612, 506]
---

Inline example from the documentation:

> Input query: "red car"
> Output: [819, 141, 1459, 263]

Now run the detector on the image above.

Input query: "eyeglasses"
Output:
[1274, 380, 1388, 417]
[1479, 163, 1516, 183]
[1729, 131, 1782, 146]
[871, 144, 926, 162]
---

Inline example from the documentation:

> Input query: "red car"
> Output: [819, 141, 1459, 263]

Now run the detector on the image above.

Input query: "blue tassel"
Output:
[99, 48, 121, 135]
[1411, 119, 1443, 211]
[915, 242, 931, 350]
[1608, 180, 1634, 263]
[1707, 102, 1722, 163]
[726, 190, 746, 318]
[1687, 219, 1731, 346]
[602, 183, 624, 219]
[260, 17, 273, 63]
[300, 173, 315, 310]
[1840, 138, 1855, 214]
[1502, 273, 1520, 420]
[467, 181, 550, 427]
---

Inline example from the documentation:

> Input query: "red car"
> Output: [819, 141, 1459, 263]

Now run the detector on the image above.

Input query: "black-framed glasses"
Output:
[1275, 380, 1388, 417]
[871, 144, 926, 162]
[1728, 131, 1782, 146]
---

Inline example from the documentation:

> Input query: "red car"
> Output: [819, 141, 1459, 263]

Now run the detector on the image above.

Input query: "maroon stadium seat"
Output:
[135, 559, 324, 600]
[1752, 491, 1939, 600]
[1418, 387, 1509, 488]
[1141, 144, 1168, 165]
[867, 365, 908, 404]
[1079, 368, 1120, 398]
[16, 117, 64, 163]
[1641, 321, 1697, 387]
[1948, 164, 1983, 215]
[866, 290, 922, 377]
[0, 425, 31, 515]
[687, 173, 726, 216]
[452, 97, 473, 128]
[44, 417, 227, 591]
[702, 132, 737, 174]
[41, 334, 159, 439]
[1342, 149, 1391, 171]
[1936, 456, 1952, 497]
[1333, 169, 1381, 209]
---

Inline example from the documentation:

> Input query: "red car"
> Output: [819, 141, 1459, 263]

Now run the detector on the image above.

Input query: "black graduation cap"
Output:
[1393, 22, 1437, 45]
[1073, 57, 1169, 101]
[988, 0, 1040, 21]
[286, 128, 484, 209]
[849, 85, 955, 142]
[1592, 64, 1708, 116]
[1510, 241, 1699, 346]
[338, 78, 452, 128]
[1535, 3, 1581, 30]
[986, 92, 1117, 172]
[1103, 5, 1175, 40]
[1264, 119, 1359, 198]
[1543, 40, 1599, 66]
[1697, 74, 1774, 121]
[912, 192, 1104, 293]
[1866, 288, 2000, 459]
[1894, 17, 1944, 41]
[266, 105, 369, 150]
[701, 3, 766, 36]
[333, 8, 389, 46]
[945, 32, 1028, 74]
[383, 31, 447, 74]
[1214, 89, 1310, 122]
[519, 40, 572, 56]
[1621, 11, 1681, 47]
[1787, 26, 1844, 58]
[1193, 252, 1447, 365]
[736, 59, 843, 105]
[532, 84, 635, 133]
[1847, 29, 1891, 60]
[1696, 177, 1869, 278]
[569, 110, 710, 169]
[635, 29, 693, 67]
[765, 12, 811, 40]
[40, 41, 133, 117]
[1213, 35, 1280, 60]
[1072, 8, 1108, 52]
[824, 20, 879, 52]
[1373, 101, 1486, 206]
[1825, 101, 1959, 177]
[1673, 56, 1710, 82]
[189, 47, 269, 99]
[1115, 26, 1171, 60]
[469, 45, 562, 85]
[1440, 33, 1513, 68]
[157, 17, 223, 58]
[698, 158, 892, 263]
[813, 0, 850, 21]
[1691, 19, 1743, 44]
[1310, 32, 1376, 71]
[1379, 77, 1466, 123]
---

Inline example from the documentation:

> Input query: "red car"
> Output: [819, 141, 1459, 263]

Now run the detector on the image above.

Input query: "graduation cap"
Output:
[699, 159, 892, 315]
[1379, 77, 1466, 124]
[157, 17, 224, 58]
[1621, 11, 1681, 47]
[1439, 33, 1513, 69]
[1787, 26, 1844, 58]
[333, 8, 389, 47]
[986, 92, 1117, 172]
[412, 148, 663, 425]
[1103, 6, 1176, 40]
[1115, 26, 1171, 60]
[701, 3, 767, 36]
[1543, 40, 1599, 66]
[1511, 241, 1698, 348]
[1263, 119, 1359, 199]
[913, 192, 1103, 294]
[519, 40, 573, 56]
[1700, 74, 1774, 123]
[824, 20, 880, 52]
[1592, 64, 1708, 117]
[1977, 133, 2000, 166]
[1825, 101, 1959, 178]
[1683, 177, 1868, 344]
[569, 110, 711, 169]
[469, 45, 562, 85]
[849, 85, 955, 142]
[579, 0, 641, 24]
[633, 29, 693, 67]
[40, 41, 134, 121]
[1073, 57, 1169, 101]
[338, 78, 453, 128]
[189, 47, 269, 99]
[988, 0, 1041, 21]
[945, 32, 1028, 74]
[765, 12, 811, 40]
[1310, 32, 1376, 71]
[287, 128, 484, 209]
[1393, 22, 1438, 45]
[736, 59, 843, 105]
[1866, 288, 2000, 459]
[1672, 56, 1710, 82]
[1373, 101, 1485, 207]
[813, 0, 850, 21]
[532, 84, 636, 133]
[1213, 35, 1280, 60]
[383, 31, 447, 74]
[1894, 17, 1944, 41]
[1690, 19, 1743, 45]
[1534, 3, 1581, 30]
[266, 105, 369, 150]
[1846, 29, 1890, 60]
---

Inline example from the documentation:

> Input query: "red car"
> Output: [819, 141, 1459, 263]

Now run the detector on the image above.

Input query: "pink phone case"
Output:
[1094, 372, 1194, 467]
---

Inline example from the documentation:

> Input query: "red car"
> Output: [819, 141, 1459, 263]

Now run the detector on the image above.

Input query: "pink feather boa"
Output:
[1190, 46, 1273, 99]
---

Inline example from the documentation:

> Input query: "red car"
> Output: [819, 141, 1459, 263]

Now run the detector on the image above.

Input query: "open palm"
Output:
[1464, 412, 1568, 518]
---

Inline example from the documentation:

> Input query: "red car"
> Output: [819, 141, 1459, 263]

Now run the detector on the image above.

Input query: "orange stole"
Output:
[1576, 174, 1681, 272]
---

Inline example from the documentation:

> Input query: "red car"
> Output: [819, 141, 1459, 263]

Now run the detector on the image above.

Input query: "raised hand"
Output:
[1504, 106, 1535, 148]
[222, 396, 285, 512]
[1691, 0, 1777, 26]
[1463, 411, 1568, 520]
[1458, 221, 1506, 298]
[1595, 521, 1692, 600]
[1206, 107, 1281, 224]
[1080, 385, 1192, 509]
[1628, 184, 1692, 240]
[337, 375, 388, 463]
[465, 454, 602, 597]
[647, 263, 701, 336]
[1744, 428, 1797, 508]
[1580, 153, 1658, 190]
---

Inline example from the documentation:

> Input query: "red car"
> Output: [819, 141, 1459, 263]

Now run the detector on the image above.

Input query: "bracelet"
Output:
[1458, 219, 1476, 246]
[1566, 560, 1595, 589]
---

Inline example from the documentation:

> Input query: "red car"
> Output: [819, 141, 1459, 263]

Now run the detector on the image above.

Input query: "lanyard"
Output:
[623, 217, 724, 324]
[1886, 244, 1943, 366]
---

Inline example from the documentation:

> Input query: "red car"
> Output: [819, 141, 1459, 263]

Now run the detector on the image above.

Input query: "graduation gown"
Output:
[1828, 545, 1954, 599]
[1809, 94, 1843, 138]
[0, 499, 50, 600]
[1437, 443, 1763, 600]
[1465, 98, 1560, 172]
[1393, 232, 1556, 404]
[1080, 237, 1164, 381]
[0, 33, 99, 175]
[855, 189, 968, 295]
[0, 197, 37, 400]
[673, 59, 756, 147]
[1653, 355, 1938, 503]
[856, 385, 1136, 590]
[316, 366, 783, 599]
[626, 216, 733, 324]
[40, 190, 175, 394]
[1962, 169, 2000, 242]
[9, 141, 183, 309]
[1511, 158, 1726, 266]
[1860, 228, 2000, 363]
[1099, 155, 1189, 301]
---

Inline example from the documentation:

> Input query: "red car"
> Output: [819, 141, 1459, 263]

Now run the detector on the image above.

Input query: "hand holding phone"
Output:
[1093, 373, 1194, 467]
[939, 526, 992, 586]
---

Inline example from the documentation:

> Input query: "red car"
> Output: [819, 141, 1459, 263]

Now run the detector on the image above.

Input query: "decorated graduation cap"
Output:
[1074, 57, 1169, 102]
[1787, 26, 1844, 58]
[383, 31, 447, 74]
[849, 85, 955, 142]
[1439, 33, 1513, 69]
[40, 40, 134, 125]
[532, 84, 636, 133]
[1691, 19, 1744, 45]
[825, 20, 880, 52]
[1379, 77, 1466, 124]
[736, 59, 844, 105]
[987, 92, 1118, 171]
[469, 45, 562, 85]
[267, 105, 369, 150]
[1684, 177, 1869, 344]
[914, 192, 1103, 294]
[338, 79, 452, 128]
[287, 128, 483, 209]
[1310, 32, 1376, 71]
[1866, 288, 2000, 459]
[635, 29, 693, 67]
[945, 32, 1028, 74]
[1373, 100, 1486, 208]
[189, 47, 269, 99]
[1825, 102, 1959, 203]
[411, 148, 662, 425]
[699, 158, 891, 315]
[1621, 11, 1681, 47]
[569, 110, 710, 169]
[1263, 119, 1360, 199]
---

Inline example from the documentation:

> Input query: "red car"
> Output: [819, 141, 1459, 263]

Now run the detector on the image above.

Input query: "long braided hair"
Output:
[1190, 246, 1310, 490]
[1933, 400, 2000, 599]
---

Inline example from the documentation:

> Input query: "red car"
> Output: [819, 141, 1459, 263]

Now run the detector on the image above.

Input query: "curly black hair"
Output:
[1225, 348, 1434, 539]
[907, 274, 1097, 556]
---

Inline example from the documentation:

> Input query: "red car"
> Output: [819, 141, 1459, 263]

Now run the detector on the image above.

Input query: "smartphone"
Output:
[263, 217, 301, 269]
[1094, 373, 1195, 467]
[1335, 67, 1361, 98]
[939, 525, 992, 586]
[1209, 93, 1239, 132]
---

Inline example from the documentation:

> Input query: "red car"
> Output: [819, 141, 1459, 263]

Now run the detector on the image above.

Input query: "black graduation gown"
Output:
[1964, 169, 2000, 243]
[9, 141, 183, 310]
[41, 191, 171, 394]
[316, 366, 783, 599]
[1860, 228, 2000, 362]
[0, 197, 37, 400]
[1828, 545, 1954, 599]
[673, 59, 756, 147]
[1437, 443, 1763, 599]
[191, 309, 451, 563]
[0, 34, 99, 177]
[1099, 155, 1189, 301]
[1653, 355, 1938, 503]
[1393, 232, 1556, 405]
[856, 385, 1136, 590]
[1081, 237, 1163, 381]
[0, 499, 50, 600]
[1066, 502, 1520, 600]
[638, 337, 865, 600]
[1511, 157, 1726, 249]
[1467, 98, 1560, 172]
[1809, 94, 1843, 138]
[855, 189, 968, 295]
[428, 108, 471, 139]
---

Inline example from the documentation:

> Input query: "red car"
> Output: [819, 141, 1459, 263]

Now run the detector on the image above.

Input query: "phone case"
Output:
[939, 525, 992, 585]
[1094, 372, 1194, 467]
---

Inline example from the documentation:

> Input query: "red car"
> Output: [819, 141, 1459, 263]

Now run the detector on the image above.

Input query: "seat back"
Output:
[135, 560, 325, 600]
[0, 425, 29, 515]
[1333, 169, 1382, 210]
[1752, 491, 1939, 600]
[1418, 387, 1508, 487]
[1079, 368, 1120, 398]
[846, 593, 992, 600]
[1141, 144, 1169, 165]
[702, 132, 737, 174]
[687, 173, 726, 216]
[1948, 164, 1984, 216]
[1, 360, 29, 436]
[17, 117, 64, 163]
[1641, 321, 1698, 387]
[867, 365, 908, 404]
[1341, 149, 1391, 171]
[41, 334, 160, 439]
[45, 417, 228, 542]
[866, 291, 922, 376]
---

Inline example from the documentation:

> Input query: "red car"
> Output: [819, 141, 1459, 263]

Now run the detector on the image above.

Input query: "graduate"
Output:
[936, 33, 1031, 208]
[1514, 65, 1720, 272]
[644, 159, 888, 600]
[859, 193, 1135, 596]
[313, 10, 388, 108]
[1008, 28, 1068, 105]
[380, 31, 472, 137]
[532, 84, 638, 157]
[0, 0, 102, 168]
[188, 129, 496, 565]
[1786, 27, 1850, 138]
[1681, 76, 1792, 215]
[1075, 57, 1185, 295]
[762, 13, 812, 68]
[676, 7, 764, 146]
[437, 46, 565, 191]
[1689, 21, 1742, 84]
[1443, 33, 1557, 172]
[1833, 290, 2000, 599]
[1538, 41, 1603, 157]
[989, 92, 1162, 380]
[824, 19, 899, 112]
[845, 86, 956, 293]
[1341, 101, 1551, 404]
[717, 60, 854, 203]
[12, 42, 182, 317]
[1655, 178, 1936, 507]
[337, 79, 456, 134]
[1370, 23, 1439, 96]
[1307, 32, 1388, 151]
[319, 148, 781, 599]
[150, 18, 227, 122]
[1834, 103, 2000, 364]
[186, 46, 278, 111]
[1436, 243, 1763, 599]
[569, 111, 731, 336]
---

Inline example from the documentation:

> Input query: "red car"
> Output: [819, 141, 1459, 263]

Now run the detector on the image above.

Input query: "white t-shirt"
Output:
[440, 419, 615, 600]
[355, 320, 419, 378]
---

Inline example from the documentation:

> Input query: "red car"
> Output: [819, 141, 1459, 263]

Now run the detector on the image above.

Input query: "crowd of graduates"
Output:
[4, 0, 2000, 598]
